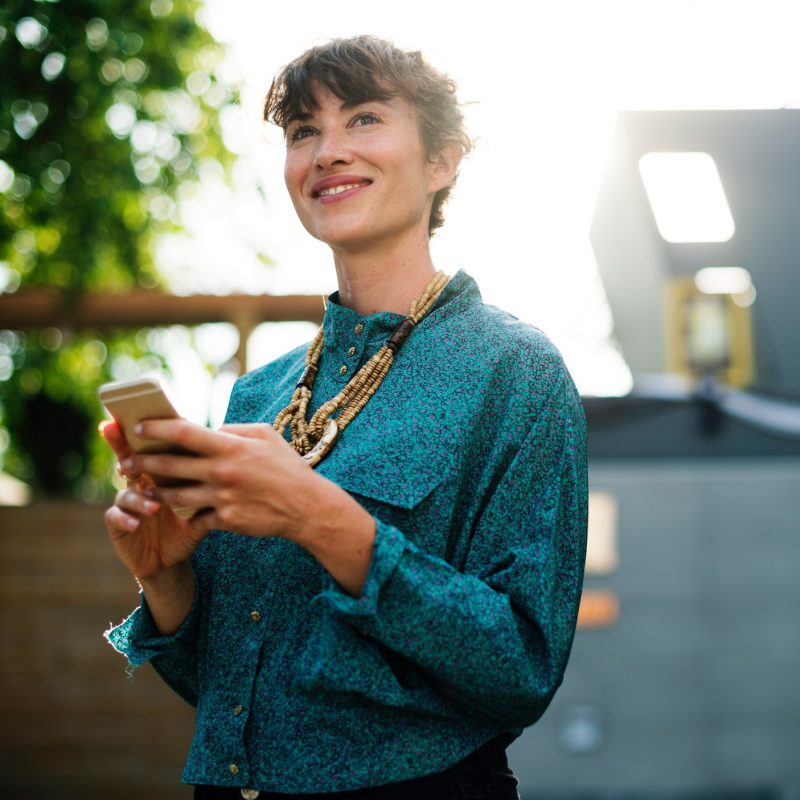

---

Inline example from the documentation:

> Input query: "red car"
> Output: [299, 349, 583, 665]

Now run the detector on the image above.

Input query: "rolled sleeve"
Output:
[104, 585, 202, 706]
[317, 520, 408, 619]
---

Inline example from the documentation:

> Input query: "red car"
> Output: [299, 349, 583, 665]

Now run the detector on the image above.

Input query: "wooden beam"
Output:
[0, 290, 326, 329]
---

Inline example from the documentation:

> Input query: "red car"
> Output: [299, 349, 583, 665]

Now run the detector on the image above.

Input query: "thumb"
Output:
[100, 419, 133, 461]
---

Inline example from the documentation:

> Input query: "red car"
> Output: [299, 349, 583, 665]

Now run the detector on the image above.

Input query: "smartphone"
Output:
[98, 375, 183, 455]
[98, 376, 197, 516]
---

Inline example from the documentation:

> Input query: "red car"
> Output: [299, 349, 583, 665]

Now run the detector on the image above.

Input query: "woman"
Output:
[104, 35, 588, 800]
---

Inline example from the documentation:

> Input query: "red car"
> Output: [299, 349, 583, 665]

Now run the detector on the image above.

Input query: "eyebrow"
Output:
[285, 98, 392, 126]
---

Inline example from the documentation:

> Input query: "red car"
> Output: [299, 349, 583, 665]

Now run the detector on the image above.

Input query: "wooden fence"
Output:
[0, 502, 195, 800]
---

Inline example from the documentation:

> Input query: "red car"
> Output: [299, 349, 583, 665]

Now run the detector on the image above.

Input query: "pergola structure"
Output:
[0, 290, 326, 372]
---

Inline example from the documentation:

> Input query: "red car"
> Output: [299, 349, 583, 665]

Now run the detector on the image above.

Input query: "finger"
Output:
[220, 423, 277, 441]
[100, 420, 134, 461]
[222, 424, 299, 455]
[150, 483, 217, 511]
[101, 421, 142, 481]
[134, 419, 231, 456]
[115, 488, 161, 516]
[116, 460, 146, 483]
[120, 460, 146, 482]
[122, 452, 209, 483]
[105, 504, 141, 534]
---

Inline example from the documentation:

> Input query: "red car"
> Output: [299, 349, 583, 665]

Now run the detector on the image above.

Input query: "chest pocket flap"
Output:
[320, 443, 454, 510]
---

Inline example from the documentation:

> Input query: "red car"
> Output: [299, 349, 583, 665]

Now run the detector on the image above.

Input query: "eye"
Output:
[350, 112, 380, 127]
[288, 125, 316, 143]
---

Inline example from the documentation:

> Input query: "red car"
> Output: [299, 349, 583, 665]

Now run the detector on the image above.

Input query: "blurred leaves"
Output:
[0, 328, 168, 498]
[0, 0, 237, 497]
[0, 0, 236, 291]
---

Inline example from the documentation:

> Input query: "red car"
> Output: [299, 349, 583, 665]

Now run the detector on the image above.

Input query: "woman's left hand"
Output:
[121, 419, 320, 539]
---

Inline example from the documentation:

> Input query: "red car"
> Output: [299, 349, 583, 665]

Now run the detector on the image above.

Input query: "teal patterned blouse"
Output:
[105, 270, 588, 793]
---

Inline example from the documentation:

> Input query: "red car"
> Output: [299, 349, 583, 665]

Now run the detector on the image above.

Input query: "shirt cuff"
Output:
[104, 585, 200, 667]
[318, 518, 408, 620]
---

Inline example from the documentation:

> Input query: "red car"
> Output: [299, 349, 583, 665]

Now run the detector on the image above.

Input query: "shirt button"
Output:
[339, 365, 348, 375]
[348, 346, 356, 357]
[354, 323, 364, 334]
[234, 704, 244, 716]
[229, 763, 240, 775]
[250, 611, 262, 622]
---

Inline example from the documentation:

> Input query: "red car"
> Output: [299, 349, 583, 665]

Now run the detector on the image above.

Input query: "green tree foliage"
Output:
[0, 0, 237, 498]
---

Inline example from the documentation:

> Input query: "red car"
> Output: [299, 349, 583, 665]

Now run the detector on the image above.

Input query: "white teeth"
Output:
[318, 183, 364, 197]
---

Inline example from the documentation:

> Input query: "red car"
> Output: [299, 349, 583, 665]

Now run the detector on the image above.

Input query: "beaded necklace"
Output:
[273, 271, 450, 467]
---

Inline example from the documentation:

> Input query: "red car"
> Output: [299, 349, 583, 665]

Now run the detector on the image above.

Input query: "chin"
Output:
[308, 221, 380, 250]
[308, 216, 427, 253]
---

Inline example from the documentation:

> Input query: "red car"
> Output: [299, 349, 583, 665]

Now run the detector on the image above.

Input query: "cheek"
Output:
[373, 142, 429, 192]
[283, 161, 297, 196]
[283, 153, 307, 200]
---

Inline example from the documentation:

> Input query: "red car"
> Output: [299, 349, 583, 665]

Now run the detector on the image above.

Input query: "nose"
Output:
[312, 129, 353, 170]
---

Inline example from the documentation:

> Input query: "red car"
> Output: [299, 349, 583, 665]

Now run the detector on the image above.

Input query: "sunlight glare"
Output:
[639, 152, 735, 243]
[161, 0, 800, 406]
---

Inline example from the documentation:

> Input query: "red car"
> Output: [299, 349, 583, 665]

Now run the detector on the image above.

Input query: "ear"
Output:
[428, 142, 463, 193]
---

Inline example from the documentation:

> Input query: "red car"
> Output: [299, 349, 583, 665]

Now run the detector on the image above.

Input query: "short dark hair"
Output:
[263, 35, 472, 237]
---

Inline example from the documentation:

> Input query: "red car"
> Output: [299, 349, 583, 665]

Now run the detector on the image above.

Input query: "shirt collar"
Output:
[322, 269, 481, 352]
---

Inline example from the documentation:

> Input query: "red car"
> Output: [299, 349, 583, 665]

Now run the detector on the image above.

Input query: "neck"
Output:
[330, 232, 439, 317]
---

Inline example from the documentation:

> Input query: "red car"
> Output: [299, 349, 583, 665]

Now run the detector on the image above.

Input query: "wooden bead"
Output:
[386, 318, 416, 353]
[273, 273, 449, 467]
[296, 364, 318, 390]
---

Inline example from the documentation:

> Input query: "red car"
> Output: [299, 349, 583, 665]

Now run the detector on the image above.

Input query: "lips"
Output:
[311, 174, 372, 199]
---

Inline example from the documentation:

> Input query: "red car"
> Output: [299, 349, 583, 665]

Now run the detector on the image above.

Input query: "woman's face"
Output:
[283, 84, 447, 253]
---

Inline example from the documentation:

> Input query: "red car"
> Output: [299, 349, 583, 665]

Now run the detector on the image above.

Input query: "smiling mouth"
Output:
[313, 181, 371, 198]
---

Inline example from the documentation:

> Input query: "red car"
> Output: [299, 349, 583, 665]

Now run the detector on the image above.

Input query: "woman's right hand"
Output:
[101, 421, 205, 581]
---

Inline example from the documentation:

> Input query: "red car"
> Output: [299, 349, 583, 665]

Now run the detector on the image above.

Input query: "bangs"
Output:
[264, 39, 407, 131]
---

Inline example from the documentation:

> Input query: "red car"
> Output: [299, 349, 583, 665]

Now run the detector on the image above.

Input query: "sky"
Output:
[155, 0, 800, 421]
